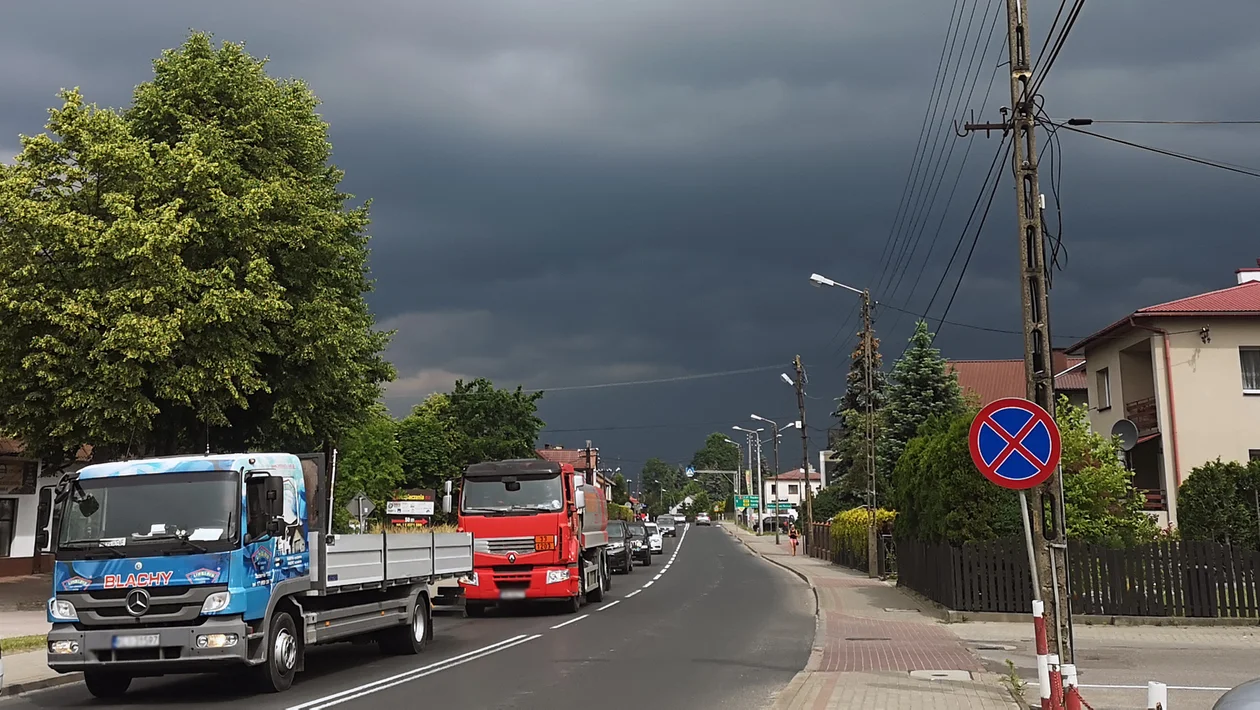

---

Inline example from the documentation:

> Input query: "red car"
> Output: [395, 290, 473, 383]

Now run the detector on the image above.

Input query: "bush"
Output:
[1178, 458, 1260, 547]
[831, 507, 896, 559]
[607, 502, 634, 521]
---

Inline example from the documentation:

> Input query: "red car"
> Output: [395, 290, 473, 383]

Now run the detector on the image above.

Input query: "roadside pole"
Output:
[970, 397, 1085, 710]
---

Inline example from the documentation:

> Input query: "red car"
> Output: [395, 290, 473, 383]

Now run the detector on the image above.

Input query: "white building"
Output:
[0, 440, 90, 577]
[762, 468, 823, 511]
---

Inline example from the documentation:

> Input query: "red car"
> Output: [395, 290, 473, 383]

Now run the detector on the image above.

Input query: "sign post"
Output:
[969, 397, 1063, 710]
[347, 493, 375, 532]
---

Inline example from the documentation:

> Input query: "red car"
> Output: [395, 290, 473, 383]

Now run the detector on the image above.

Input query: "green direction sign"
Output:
[734, 495, 760, 509]
[766, 502, 793, 511]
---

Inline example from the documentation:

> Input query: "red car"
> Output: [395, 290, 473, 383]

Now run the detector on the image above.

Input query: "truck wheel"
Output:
[380, 594, 430, 655]
[466, 603, 487, 618]
[602, 553, 612, 592]
[84, 671, 131, 698]
[254, 611, 299, 693]
[586, 557, 605, 603]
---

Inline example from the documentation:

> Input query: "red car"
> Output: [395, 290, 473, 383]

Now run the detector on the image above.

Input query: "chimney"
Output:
[1051, 348, 1070, 376]
[1238, 259, 1260, 285]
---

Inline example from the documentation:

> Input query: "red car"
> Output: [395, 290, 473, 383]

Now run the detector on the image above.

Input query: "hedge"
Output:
[830, 507, 896, 559]
[608, 502, 633, 521]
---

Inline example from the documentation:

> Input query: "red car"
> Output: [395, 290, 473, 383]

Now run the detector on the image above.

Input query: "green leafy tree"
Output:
[879, 321, 962, 492]
[891, 409, 1022, 544]
[611, 472, 630, 505]
[691, 491, 711, 514]
[641, 457, 680, 504]
[1058, 398, 1159, 546]
[689, 432, 739, 501]
[831, 409, 884, 509]
[1178, 458, 1260, 548]
[0, 33, 392, 463]
[444, 378, 544, 464]
[810, 484, 848, 522]
[395, 394, 461, 490]
[332, 407, 404, 532]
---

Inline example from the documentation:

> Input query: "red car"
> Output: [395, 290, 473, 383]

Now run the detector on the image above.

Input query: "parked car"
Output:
[656, 514, 677, 536]
[695, 513, 711, 526]
[627, 521, 652, 566]
[645, 522, 663, 554]
[607, 520, 634, 574]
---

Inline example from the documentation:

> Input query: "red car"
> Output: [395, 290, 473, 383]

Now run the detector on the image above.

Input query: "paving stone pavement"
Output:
[722, 524, 1021, 709]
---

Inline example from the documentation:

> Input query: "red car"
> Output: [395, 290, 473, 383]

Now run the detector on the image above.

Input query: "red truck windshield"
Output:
[461, 474, 565, 514]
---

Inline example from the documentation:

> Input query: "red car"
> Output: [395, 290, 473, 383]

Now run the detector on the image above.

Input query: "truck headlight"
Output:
[545, 569, 570, 584]
[460, 572, 479, 586]
[49, 598, 78, 622]
[200, 591, 232, 614]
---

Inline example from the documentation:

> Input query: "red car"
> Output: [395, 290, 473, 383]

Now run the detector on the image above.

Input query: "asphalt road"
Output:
[4, 524, 814, 710]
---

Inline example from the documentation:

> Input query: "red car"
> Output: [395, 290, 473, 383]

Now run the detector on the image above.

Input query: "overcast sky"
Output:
[2, 1, 1256, 487]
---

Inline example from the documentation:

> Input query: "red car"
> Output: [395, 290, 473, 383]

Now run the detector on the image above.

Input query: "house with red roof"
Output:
[947, 350, 1089, 410]
[1066, 262, 1260, 528]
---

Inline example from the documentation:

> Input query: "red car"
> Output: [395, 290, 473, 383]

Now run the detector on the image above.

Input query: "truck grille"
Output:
[475, 536, 537, 554]
[59, 585, 226, 629]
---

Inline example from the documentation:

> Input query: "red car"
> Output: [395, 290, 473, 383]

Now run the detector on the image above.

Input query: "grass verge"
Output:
[1, 634, 47, 654]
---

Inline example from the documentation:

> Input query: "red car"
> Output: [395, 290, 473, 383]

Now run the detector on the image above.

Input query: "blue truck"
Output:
[40, 451, 473, 698]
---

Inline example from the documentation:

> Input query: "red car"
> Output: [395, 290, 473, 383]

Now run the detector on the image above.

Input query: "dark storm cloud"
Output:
[1, 1, 1256, 470]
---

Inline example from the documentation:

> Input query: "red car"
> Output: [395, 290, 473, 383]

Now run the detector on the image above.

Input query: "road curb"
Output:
[723, 525, 820, 618]
[0, 672, 81, 698]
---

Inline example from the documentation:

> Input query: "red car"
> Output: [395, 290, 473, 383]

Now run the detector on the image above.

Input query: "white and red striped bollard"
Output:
[1048, 654, 1064, 710]
[1062, 663, 1081, 710]
[1033, 600, 1053, 710]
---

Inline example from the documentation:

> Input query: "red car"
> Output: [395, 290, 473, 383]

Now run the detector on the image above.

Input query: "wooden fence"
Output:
[810, 522, 893, 577]
[895, 537, 1260, 618]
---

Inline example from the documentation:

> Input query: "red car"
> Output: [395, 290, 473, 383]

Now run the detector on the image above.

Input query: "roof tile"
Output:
[1136, 280, 1260, 314]
[948, 357, 1085, 406]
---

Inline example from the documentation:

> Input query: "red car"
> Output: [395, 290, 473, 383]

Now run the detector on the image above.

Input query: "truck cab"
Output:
[457, 459, 609, 615]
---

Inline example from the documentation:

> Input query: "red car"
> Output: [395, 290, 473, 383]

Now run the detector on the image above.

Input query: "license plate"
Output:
[499, 589, 526, 600]
[112, 634, 160, 649]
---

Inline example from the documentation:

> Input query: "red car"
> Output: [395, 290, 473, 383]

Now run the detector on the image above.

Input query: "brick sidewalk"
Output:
[723, 524, 1020, 709]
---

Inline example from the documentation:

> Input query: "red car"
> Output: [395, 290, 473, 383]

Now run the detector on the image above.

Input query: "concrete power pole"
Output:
[963, 0, 1075, 665]
[861, 290, 879, 578]
[792, 355, 813, 554]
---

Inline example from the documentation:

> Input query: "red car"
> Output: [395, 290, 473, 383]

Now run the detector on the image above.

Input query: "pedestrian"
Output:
[788, 524, 799, 556]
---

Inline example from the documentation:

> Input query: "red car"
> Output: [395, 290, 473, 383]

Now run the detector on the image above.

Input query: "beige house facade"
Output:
[1067, 264, 1260, 528]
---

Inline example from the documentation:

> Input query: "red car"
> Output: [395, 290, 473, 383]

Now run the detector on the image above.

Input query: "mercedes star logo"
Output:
[125, 588, 151, 617]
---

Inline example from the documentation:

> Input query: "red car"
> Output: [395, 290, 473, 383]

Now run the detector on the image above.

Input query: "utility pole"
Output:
[771, 426, 780, 544]
[792, 355, 813, 554]
[962, 0, 1074, 666]
[754, 436, 764, 534]
[860, 291, 879, 578]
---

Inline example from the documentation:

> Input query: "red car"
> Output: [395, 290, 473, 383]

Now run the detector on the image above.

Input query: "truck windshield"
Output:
[461, 474, 564, 514]
[58, 471, 239, 557]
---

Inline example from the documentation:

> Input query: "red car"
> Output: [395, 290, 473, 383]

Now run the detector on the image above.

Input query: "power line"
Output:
[1065, 118, 1260, 125]
[1053, 123, 1260, 179]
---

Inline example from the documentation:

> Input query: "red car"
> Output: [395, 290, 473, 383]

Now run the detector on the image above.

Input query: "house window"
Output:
[788, 484, 800, 495]
[1251, 450, 1260, 463]
[0, 499, 16, 557]
[1242, 348, 1260, 394]
[769, 484, 777, 495]
[1096, 367, 1112, 410]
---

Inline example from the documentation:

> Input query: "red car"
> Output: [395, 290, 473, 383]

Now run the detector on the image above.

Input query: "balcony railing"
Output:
[1125, 396, 1159, 435]
[1140, 489, 1167, 512]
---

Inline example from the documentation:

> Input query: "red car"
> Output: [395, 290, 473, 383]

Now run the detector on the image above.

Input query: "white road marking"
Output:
[597, 600, 621, 611]
[287, 634, 540, 710]
[625, 589, 642, 598]
[642, 580, 654, 588]
[653, 573, 663, 580]
[550, 614, 589, 629]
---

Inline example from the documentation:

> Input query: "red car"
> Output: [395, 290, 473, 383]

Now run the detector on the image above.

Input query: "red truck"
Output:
[457, 459, 610, 616]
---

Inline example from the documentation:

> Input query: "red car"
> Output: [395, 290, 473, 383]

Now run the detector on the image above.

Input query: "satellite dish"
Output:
[1111, 419, 1139, 452]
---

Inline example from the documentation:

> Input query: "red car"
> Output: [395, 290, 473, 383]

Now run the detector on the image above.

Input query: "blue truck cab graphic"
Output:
[43, 451, 473, 699]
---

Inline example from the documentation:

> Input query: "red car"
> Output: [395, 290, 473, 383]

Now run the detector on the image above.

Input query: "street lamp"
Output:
[750, 415, 798, 544]
[811, 270, 880, 578]
[732, 425, 764, 532]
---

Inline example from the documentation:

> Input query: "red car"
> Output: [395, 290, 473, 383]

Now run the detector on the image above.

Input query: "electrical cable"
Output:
[1053, 123, 1260, 179]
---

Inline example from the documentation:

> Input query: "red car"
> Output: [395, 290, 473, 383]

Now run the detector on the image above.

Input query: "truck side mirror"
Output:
[35, 487, 53, 550]
[441, 494, 452, 515]
[444, 480, 453, 495]
[263, 475, 285, 518]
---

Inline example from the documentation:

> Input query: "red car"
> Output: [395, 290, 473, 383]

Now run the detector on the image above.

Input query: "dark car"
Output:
[626, 521, 652, 566]
[607, 520, 634, 574]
